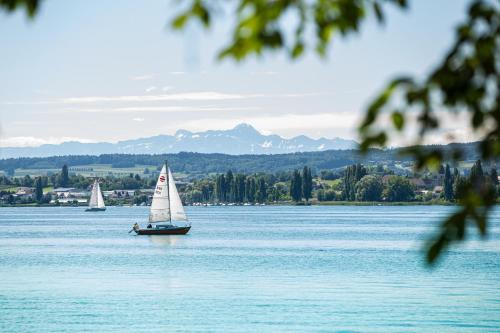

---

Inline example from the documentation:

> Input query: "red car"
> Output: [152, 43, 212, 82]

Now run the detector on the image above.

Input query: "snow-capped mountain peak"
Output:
[0, 124, 358, 158]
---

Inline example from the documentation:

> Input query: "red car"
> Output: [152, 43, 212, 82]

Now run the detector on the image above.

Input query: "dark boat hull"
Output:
[85, 208, 106, 212]
[135, 226, 191, 235]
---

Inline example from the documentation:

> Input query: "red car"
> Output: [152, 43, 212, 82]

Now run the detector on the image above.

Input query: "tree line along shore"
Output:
[0, 160, 498, 207]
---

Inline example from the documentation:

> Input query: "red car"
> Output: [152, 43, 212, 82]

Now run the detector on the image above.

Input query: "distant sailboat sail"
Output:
[96, 182, 105, 209]
[87, 179, 106, 211]
[89, 182, 98, 207]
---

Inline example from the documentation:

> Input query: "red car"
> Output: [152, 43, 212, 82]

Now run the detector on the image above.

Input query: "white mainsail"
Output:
[88, 180, 105, 209]
[96, 182, 105, 209]
[168, 167, 187, 221]
[148, 163, 187, 224]
[149, 164, 171, 223]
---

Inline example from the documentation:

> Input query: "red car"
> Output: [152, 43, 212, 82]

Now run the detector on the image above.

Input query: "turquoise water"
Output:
[0, 206, 499, 332]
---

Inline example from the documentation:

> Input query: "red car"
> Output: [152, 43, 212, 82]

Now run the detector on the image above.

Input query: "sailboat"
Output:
[132, 161, 191, 235]
[86, 179, 106, 212]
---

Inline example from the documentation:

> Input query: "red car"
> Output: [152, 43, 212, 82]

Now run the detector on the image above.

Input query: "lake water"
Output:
[0, 206, 499, 332]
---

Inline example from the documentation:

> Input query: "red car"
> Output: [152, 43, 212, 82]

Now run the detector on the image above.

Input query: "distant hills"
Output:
[0, 124, 357, 158]
[0, 142, 481, 177]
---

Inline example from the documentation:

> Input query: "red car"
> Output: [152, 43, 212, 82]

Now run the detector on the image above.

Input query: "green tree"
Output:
[490, 168, 499, 186]
[202, 183, 212, 202]
[225, 170, 234, 202]
[60, 164, 69, 187]
[245, 177, 256, 203]
[34, 176, 43, 203]
[230, 178, 238, 203]
[302, 166, 313, 202]
[468, 160, 496, 200]
[317, 189, 336, 202]
[342, 164, 366, 201]
[268, 186, 280, 202]
[215, 174, 226, 202]
[5, 168, 15, 177]
[443, 164, 454, 201]
[383, 176, 414, 202]
[290, 169, 302, 202]
[22, 175, 33, 187]
[234, 174, 246, 203]
[469, 160, 484, 186]
[256, 177, 267, 203]
[355, 175, 383, 202]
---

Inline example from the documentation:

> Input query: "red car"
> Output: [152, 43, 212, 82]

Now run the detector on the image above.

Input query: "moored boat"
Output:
[131, 161, 191, 235]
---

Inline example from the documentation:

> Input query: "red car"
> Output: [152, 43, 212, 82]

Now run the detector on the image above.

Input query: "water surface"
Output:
[1, 206, 499, 332]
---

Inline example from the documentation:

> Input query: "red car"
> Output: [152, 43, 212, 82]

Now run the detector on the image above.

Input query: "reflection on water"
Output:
[0, 205, 499, 333]
[149, 235, 183, 247]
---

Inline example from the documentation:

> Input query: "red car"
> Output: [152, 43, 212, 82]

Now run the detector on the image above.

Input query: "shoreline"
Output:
[0, 201, 463, 208]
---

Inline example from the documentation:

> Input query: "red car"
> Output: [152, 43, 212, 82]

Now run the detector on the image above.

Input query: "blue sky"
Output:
[0, 0, 470, 147]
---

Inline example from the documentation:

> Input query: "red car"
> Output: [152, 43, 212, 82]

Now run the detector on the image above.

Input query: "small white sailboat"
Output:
[86, 179, 106, 212]
[131, 161, 191, 235]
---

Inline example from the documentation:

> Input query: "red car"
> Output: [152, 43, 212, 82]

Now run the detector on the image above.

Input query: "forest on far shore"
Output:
[0, 142, 483, 178]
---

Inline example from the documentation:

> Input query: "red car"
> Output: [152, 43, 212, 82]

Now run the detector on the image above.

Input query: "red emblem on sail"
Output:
[159, 175, 166, 182]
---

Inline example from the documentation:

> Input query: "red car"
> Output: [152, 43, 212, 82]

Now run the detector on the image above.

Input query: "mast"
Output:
[165, 160, 171, 223]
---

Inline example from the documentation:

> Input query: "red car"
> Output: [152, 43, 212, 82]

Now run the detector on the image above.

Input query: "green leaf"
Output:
[372, 2, 384, 23]
[0, 0, 40, 18]
[172, 14, 189, 29]
[391, 111, 404, 130]
[359, 132, 387, 151]
[291, 42, 304, 58]
[426, 234, 447, 264]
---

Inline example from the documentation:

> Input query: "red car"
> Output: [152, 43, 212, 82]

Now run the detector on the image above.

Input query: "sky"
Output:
[0, 0, 472, 147]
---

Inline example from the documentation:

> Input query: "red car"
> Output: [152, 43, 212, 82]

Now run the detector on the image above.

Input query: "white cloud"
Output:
[132, 117, 145, 122]
[0, 136, 96, 148]
[58, 92, 262, 104]
[145, 86, 157, 93]
[170, 71, 185, 75]
[131, 74, 155, 80]
[2, 91, 326, 105]
[65, 106, 260, 113]
[162, 86, 174, 92]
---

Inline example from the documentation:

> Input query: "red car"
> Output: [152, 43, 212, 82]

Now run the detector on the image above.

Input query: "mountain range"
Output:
[0, 124, 357, 158]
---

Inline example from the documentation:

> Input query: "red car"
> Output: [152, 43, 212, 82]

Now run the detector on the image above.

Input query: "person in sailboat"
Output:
[129, 223, 140, 233]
